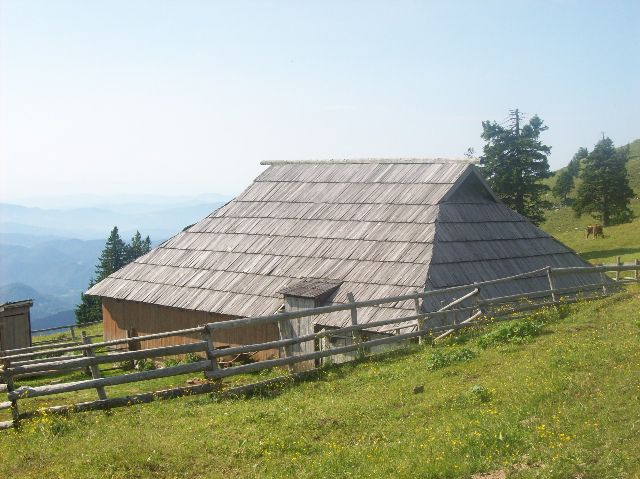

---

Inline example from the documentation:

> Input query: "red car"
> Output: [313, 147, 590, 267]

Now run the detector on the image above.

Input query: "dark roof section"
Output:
[279, 279, 343, 299]
[0, 300, 34, 312]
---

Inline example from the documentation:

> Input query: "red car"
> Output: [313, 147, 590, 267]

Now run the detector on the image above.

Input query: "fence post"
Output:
[69, 326, 76, 341]
[347, 293, 365, 359]
[635, 259, 639, 281]
[202, 328, 222, 389]
[126, 329, 140, 369]
[473, 287, 482, 315]
[616, 256, 621, 281]
[2, 359, 20, 429]
[414, 291, 426, 345]
[320, 332, 332, 366]
[546, 267, 557, 302]
[82, 332, 107, 400]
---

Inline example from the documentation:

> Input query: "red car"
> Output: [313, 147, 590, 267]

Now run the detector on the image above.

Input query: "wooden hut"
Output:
[87, 159, 597, 356]
[0, 300, 33, 352]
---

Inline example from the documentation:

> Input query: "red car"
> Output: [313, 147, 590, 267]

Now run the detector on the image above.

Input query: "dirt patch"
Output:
[471, 463, 533, 479]
[471, 471, 506, 479]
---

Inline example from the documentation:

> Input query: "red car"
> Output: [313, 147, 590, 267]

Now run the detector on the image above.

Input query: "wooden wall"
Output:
[102, 298, 280, 361]
[0, 305, 32, 351]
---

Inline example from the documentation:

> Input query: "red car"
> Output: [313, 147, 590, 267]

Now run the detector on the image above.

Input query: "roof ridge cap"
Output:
[260, 158, 477, 165]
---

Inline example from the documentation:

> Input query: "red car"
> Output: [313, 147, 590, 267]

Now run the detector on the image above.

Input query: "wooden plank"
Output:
[347, 293, 364, 359]
[17, 382, 217, 420]
[8, 361, 210, 401]
[477, 282, 611, 307]
[12, 354, 85, 367]
[3, 359, 20, 429]
[3, 326, 207, 361]
[414, 292, 425, 345]
[202, 330, 221, 386]
[0, 420, 13, 430]
[1, 340, 81, 355]
[434, 310, 483, 341]
[8, 342, 208, 375]
[31, 320, 102, 334]
[552, 264, 638, 275]
[82, 332, 107, 400]
[547, 267, 557, 302]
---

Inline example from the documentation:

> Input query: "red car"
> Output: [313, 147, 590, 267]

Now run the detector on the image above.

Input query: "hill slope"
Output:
[542, 138, 640, 264]
[1, 286, 639, 478]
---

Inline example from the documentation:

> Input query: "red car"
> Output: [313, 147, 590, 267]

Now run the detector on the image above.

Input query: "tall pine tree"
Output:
[94, 226, 127, 282]
[125, 230, 152, 263]
[552, 147, 588, 204]
[573, 137, 634, 226]
[479, 109, 552, 225]
[552, 170, 575, 205]
[75, 226, 151, 325]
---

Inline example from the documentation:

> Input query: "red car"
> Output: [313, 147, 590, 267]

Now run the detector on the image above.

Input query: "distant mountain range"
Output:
[0, 198, 228, 330]
[0, 201, 227, 240]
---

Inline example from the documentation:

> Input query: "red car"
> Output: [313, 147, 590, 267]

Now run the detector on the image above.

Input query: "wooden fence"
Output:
[30, 320, 103, 341]
[1, 260, 639, 430]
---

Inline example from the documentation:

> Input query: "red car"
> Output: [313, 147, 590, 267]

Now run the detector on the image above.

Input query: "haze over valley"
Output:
[0, 196, 228, 329]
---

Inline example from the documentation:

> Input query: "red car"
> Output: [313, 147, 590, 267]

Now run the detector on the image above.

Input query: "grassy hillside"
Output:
[1, 286, 639, 478]
[542, 139, 640, 265]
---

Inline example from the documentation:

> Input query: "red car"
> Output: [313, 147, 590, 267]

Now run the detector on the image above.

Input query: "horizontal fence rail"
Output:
[0, 259, 638, 430]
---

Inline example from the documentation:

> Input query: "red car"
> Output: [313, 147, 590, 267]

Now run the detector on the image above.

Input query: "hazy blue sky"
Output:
[1, 0, 638, 205]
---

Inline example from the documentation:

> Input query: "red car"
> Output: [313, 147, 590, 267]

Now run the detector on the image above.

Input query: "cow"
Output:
[586, 224, 604, 239]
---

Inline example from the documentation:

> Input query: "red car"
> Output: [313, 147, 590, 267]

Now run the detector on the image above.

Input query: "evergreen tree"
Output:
[479, 109, 552, 225]
[95, 226, 127, 282]
[76, 226, 128, 325]
[567, 147, 588, 177]
[552, 170, 575, 205]
[125, 231, 152, 263]
[125, 231, 142, 262]
[552, 147, 588, 204]
[573, 137, 634, 226]
[142, 235, 152, 254]
[75, 279, 102, 325]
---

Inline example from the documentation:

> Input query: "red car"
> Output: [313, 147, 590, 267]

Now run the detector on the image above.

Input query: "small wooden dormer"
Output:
[279, 279, 342, 312]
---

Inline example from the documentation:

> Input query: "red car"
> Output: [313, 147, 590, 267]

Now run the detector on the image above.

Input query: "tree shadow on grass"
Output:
[580, 247, 640, 262]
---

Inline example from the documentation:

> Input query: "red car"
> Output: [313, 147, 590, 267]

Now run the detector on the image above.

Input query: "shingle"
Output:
[87, 160, 595, 331]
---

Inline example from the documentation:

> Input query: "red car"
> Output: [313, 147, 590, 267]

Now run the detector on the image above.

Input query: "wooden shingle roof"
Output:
[87, 159, 595, 330]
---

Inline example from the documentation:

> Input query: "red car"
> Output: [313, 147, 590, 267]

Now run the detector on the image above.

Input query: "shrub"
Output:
[116, 360, 134, 371]
[184, 352, 204, 363]
[135, 358, 156, 371]
[469, 385, 491, 403]
[426, 348, 476, 370]
[477, 319, 543, 348]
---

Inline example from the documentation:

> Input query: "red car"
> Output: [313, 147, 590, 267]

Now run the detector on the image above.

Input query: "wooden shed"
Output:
[87, 159, 598, 356]
[0, 300, 33, 352]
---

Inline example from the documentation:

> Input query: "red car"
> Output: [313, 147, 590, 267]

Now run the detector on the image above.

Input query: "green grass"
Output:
[1, 286, 639, 478]
[541, 199, 640, 265]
